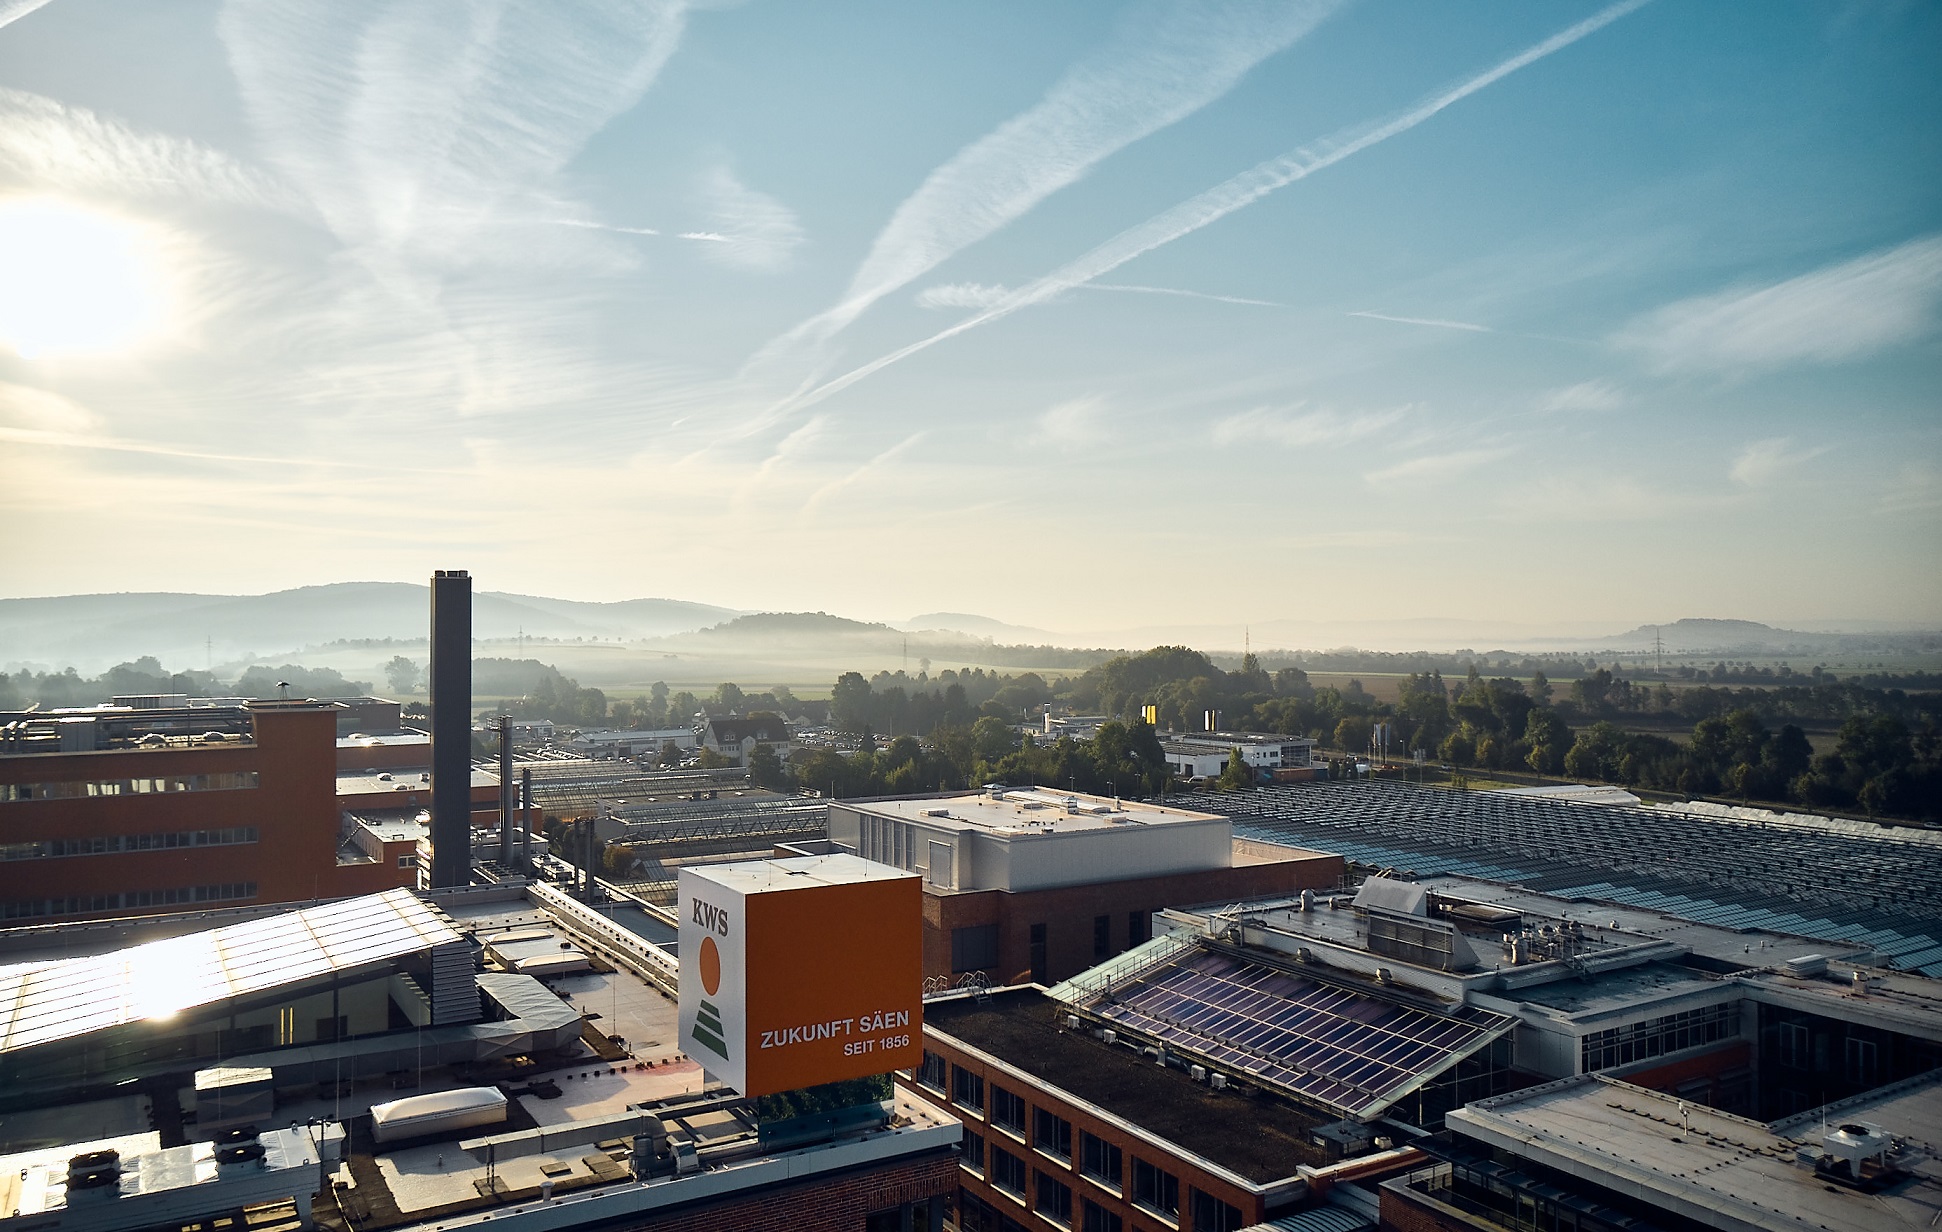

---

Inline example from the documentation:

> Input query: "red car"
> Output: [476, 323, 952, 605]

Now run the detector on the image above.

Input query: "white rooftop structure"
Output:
[828, 789, 1231, 892]
[0, 888, 462, 1054]
[0, 1125, 330, 1232]
[1445, 1073, 1942, 1232]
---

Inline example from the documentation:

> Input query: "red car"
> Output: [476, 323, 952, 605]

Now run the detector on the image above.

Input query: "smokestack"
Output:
[429, 570, 472, 889]
[499, 715, 514, 866]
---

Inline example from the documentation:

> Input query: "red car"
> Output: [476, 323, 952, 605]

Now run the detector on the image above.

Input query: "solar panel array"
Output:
[0, 888, 462, 1054]
[1178, 782, 1942, 977]
[1085, 947, 1513, 1117]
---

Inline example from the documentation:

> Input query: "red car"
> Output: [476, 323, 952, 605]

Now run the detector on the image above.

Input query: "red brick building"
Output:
[0, 700, 418, 922]
[907, 986, 1332, 1232]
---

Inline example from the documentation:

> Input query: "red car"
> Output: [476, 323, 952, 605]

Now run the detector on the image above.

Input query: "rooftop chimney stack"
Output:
[429, 570, 472, 889]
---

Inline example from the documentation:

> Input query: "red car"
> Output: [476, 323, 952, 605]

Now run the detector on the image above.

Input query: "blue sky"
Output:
[0, 0, 1936, 640]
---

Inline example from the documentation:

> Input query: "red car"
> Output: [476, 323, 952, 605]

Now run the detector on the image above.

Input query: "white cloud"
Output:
[1035, 395, 1109, 447]
[754, 0, 1339, 366]
[916, 282, 1012, 310]
[0, 1, 54, 32]
[1537, 380, 1624, 413]
[0, 381, 100, 432]
[690, 167, 804, 272]
[218, 0, 691, 264]
[775, 0, 1650, 420]
[1730, 436, 1828, 487]
[0, 88, 305, 214]
[1365, 447, 1512, 486]
[1213, 404, 1403, 447]
[1614, 234, 1942, 373]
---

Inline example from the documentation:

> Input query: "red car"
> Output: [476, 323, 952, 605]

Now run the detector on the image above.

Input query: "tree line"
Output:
[791, 646, 1940, 822]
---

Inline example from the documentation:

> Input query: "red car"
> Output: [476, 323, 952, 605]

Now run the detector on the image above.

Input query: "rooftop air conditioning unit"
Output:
[1101, 1029, 1116, 1045]
[1209, 1073, 1228, 1091]
[1189, 1065, 1207, 1082]
[1065, 1014, 1081, 1030]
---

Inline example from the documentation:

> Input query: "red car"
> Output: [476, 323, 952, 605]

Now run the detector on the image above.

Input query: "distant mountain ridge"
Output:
[1597, 618, 1875, 653]
[0, 583, 741, 671]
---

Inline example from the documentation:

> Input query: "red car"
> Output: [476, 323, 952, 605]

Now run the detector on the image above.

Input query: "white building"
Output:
[1162, 730, 1316, 781]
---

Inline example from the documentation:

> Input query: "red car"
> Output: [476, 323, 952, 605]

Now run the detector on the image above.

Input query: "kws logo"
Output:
[692, 898, 731, 936]
[688, 895, 731, 1062]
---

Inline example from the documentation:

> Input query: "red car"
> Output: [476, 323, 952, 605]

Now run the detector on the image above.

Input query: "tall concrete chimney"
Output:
[429, 570, 472, 889]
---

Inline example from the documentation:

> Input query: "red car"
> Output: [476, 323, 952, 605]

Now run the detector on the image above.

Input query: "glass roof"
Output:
[0, 888, 462, 1053]
[1086, 947, 1513, 1117]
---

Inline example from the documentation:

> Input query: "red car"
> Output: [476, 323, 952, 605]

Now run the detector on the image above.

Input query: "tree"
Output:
[713, 682, 745, 713]
[383, 655, 419, 694]
[1217, 747, 1255, 793]
[694, 747, 733, 769]
[748, 744, 791, 790]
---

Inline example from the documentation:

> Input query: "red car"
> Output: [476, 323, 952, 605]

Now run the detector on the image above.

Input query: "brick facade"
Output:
[607, 1150, 957, 1232]
[0, 702, 360, 922]
[908, 1034, 1278, 1232]
[926, 851, 1342, 986]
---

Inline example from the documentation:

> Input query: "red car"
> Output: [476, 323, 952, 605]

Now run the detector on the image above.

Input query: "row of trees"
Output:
[785, 647, 1940, 821]
[0, 658, 371, 709]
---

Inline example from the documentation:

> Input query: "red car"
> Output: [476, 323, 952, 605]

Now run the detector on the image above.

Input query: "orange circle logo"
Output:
[699, 935, 721, 996]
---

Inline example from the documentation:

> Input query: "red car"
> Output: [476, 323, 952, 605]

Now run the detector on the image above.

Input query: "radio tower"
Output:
[1653, 626, 1665, 675]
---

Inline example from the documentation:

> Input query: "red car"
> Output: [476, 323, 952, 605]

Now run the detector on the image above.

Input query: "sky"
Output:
[0, 0, 1937, 641]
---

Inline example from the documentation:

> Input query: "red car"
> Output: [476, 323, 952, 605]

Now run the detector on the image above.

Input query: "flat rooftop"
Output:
[1419, 877, 1864, 972]
[854, 789, 1226, 837]
[687, 852, 918, 894]
[1448, 1074, 1942, 1232]
[925, 987, 1330, 1184]
[1499, 961, 1725, 1016]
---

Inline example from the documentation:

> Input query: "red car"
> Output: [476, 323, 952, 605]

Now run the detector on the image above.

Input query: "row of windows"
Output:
[2, 771, 260, 803]
[931, 1050, 1240, 1230]
[950, 910, 1154, 976]
[0, 826, 260, 862]
[2, 882, 257, 920]
[1580, 1002, 1739, 1073]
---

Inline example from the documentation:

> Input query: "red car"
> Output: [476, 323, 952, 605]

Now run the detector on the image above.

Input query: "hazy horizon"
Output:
[1, 2, 1937, 630]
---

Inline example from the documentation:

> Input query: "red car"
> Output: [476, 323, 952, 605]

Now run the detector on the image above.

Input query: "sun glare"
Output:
[0, 198, 170, 360]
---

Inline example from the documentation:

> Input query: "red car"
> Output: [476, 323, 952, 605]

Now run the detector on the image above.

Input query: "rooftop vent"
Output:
[1784, 954, 1829, 978]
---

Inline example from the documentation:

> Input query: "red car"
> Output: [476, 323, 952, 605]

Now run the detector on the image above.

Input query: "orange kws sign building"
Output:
[678, 854, 923, 1098]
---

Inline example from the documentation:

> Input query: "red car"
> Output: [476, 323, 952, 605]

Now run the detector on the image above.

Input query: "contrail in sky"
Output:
[1349, 310, 1490, 332]
[0, 0, 54, 32]
[774, 0, 1650, 420]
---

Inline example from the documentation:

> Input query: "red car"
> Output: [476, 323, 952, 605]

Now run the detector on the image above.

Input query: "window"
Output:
[397, 854, 414, 868]
[1093, 914, 1111, 959]
[1189, 1191, 1243, 1232]
[1132, 1159, 1179, 1220]
[1778, 1022, 1811, 1069]
[1079, 1132, 1121, 1190]
[1846, 1037, 1880, 1087]
[953, 1066, 985, 1113]
[1029, 922, 1049, 983]
[1128, 911, 1150, 945]
[953, 924, 1000, 972]
[917, 1050, 947, 1093]
[961, 1128, 985, 1175]
[990, 1146, 1026, 1197]
[991, 1085, 1026, 1134]
[1579, 1002, 1739, 1072]
[1036, 1172, 1073, 1227]
[1081, 1199, 1122, 1232]
[1033, 1107, 1072, 1160]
